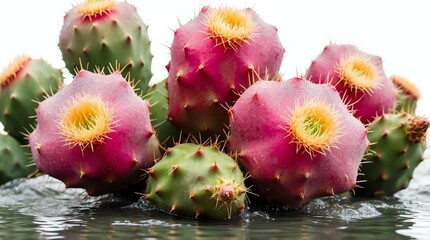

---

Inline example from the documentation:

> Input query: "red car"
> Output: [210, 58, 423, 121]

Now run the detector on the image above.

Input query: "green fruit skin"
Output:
[356, 114, 426, 196]
[0, 59, 63, 144]
[145, 80, 181, 150]
[59, 1, 153, 96]
[395, 88, 417, 114]
[0, 134, 34, 185]
[146, 143, 246, 219]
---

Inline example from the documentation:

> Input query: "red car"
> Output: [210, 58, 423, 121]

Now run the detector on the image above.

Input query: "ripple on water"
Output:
[303, 198, 381, 221]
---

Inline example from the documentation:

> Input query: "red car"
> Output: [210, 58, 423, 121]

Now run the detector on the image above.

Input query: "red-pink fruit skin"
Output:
[304, 44, 396, 124]
[167, 6, 285, 138]
[228, 78, 369, 208]
[29, 70, 160, 195]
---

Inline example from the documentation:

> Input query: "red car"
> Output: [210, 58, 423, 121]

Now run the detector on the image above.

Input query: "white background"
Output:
[0, 0, 428, 117]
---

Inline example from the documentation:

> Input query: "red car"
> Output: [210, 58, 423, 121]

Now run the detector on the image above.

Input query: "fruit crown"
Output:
[285, 98, 341, 156]
[77, 0, 117, 20]
[390, 75, 420, 99]
[337, 54, 380, 92]
[58, 94, 115, 151]
[205, 6, 257, 50]
[0, 55, 31, 87]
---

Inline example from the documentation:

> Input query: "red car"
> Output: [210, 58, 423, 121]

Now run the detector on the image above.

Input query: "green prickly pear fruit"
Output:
[145, 80, 180, 150]
[59, 0, 153, 96]
[390, 75, 420, 114]
[0, 133, 35, 185]
[145, 143, 247, 219]
[355, 113, 429, 197]
[0, 55, 63, 144]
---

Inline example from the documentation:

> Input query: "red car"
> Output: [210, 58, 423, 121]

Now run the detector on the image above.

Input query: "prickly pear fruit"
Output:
[59, 0, 153, 95]
[355, 113, 428, 197]
[228, 78, 369, 209]
[305, 44, 396, 124]
[0, 134, 34, 185]
[145, 143, 247, 219]
[390, 75, 420, 114]
[145, 80, 180, 150]
[167, 6, 285, 140]
[28, 70, 160, 196]
[0, 55, 63, 144]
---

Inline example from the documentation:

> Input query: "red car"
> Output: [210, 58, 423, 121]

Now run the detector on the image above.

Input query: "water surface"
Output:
[1, 150, 429, 239]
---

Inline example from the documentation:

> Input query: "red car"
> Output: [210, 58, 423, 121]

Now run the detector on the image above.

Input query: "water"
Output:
[1, 150, 429, 239]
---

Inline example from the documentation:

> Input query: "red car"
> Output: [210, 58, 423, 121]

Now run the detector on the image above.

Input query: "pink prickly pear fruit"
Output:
[304, 44, 396, 124]
[228, 77, 369, 208]
[167, 6, 285, 140]
[28, 70, 160, 196]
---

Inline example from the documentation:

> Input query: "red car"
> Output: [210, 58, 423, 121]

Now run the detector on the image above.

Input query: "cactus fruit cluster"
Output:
[166, 6, 284, 140]
[0, 55, 63, 144]
[146, 143, 247, 219]
[0, 0, 428, 221]
[58, 0, 153, 96]
[28, 70, 160, 196]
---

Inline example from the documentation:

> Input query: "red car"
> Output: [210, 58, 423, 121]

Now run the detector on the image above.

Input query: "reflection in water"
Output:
[395, 157, 430, 239]
[0, 148, 429, 239]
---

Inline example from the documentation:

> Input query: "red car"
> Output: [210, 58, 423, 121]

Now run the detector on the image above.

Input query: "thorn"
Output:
[195, 209, 201, 219]
[125, 35, 132, 44]
[184, 104, 191, 111]
[147, 168, 156, 179]
[399, 146, 407, 155]
[210, 162, 219, 171]
[189, 191, 196, 200]
[380, 172, 388, 180]
[298, 191, 305, 199]
[170, 203, 176, 212]
[171, 164, 179, 175]
[183, 45, 189, 53]
[227, 107, 235, 121]
[374, 152, 381, 160]
[304, 172, 310, 180]
[402, 162, 410, 169]
[35, 143, 42, 154]
[175, 71, 182, 81]
[106, 176, 114, 184]
[229, 84, 236, 91]
[195, 147, 203, 157]
[166, 148, 173, 155]
[154, 184, 160, 194]
[274, 173, 281, 182]
[204, 186, 212, 192]
[144, 193, 152, 201]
